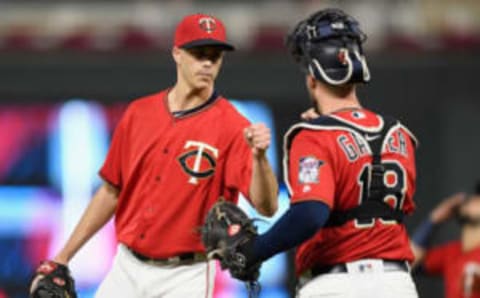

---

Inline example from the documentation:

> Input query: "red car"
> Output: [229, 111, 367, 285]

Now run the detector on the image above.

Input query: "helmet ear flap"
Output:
[308, 48, 353, 85]
[351, 48, 371, 83]
[306, 45, 370, 85]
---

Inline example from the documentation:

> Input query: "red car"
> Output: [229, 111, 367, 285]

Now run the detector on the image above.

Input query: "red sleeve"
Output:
[99, 107, 130, 189]
[287, 130, 335, 208]
[224, 124, 252, 201]
[423, 242, 454, 275]
[402, 127, 418, 214]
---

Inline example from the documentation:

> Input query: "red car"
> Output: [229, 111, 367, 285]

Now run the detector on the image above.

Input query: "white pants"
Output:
[297, 259, 418, 298]
[95, 244, 215, 298]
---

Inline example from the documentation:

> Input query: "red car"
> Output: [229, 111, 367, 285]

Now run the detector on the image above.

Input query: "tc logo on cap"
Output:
[199, 17, 217, 34]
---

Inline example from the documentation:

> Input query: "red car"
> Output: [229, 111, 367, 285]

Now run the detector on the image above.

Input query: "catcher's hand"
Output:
[29, 260, 77, 298]
[201, 200, 260, 281]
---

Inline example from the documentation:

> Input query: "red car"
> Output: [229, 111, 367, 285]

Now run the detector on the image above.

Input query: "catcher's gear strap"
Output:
[284, 113, 412, 227]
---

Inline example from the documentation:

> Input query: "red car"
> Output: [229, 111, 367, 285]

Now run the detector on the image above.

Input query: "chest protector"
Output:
[285, 114, 410, 227]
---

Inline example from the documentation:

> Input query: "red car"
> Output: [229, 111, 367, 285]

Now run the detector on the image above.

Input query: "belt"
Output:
[127, 247, 206, 266]
[306, 260, 409, 278]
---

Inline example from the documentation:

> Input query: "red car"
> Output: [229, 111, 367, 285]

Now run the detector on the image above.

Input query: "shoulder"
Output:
[286, 109, 384, 138]
[116, 90, 167, 129]
[127, 90, 166, 115]
[327, 109, 384, 131]
[284, 110, 367, 141]
[212, 97, 251, 128]
[284, 118, 335, 150]
[397, 123, 419, 148]
[314, 109, 419, 147]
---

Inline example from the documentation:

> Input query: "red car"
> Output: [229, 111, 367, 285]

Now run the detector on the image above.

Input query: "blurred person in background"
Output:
[219, 8, 419, 298]
[411, 182, 480, 298]
[29, 13, 278, 298]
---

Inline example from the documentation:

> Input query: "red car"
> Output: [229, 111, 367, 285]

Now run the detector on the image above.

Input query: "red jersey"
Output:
[425, 241, 480, 298]
[283, 109, 417, 275]
[100, 89, 253, 258]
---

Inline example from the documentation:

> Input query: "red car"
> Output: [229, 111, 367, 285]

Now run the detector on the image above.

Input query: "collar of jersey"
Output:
[170, 90, 219, 118]
[328, 106, 363, 115]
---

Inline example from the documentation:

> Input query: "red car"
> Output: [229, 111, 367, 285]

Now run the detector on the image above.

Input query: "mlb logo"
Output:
[347, 260, 382, 274]
[359, 263, 373, 273]
[298, 156, 324, 184]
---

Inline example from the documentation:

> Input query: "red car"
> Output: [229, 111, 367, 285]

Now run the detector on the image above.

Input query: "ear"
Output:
[172, 47, 181, 64]
[305, 74, 317, 91]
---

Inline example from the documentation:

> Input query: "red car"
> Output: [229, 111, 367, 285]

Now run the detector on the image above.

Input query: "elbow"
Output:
[265, 190, 279, 217]
[303, 216, 324, 237]
[252, 189, 279, 217]
[301, 201, 330, 237]
[258, 200, 278, 217]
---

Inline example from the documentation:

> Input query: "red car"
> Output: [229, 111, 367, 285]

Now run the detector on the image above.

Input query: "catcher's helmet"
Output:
[286, 8, 370, 86]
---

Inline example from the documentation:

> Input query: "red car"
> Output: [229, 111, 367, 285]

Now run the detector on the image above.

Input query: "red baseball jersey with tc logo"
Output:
[283, 109, 418, 275]
[424, 241, 480, 298]
[100, 89, 253, 258]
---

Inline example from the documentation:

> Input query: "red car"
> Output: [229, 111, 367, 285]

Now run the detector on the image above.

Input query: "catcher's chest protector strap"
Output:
[288, 114, 405, 227]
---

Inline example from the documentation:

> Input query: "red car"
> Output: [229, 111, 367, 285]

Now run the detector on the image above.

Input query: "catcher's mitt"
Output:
[201, 200, 260, 282]
[29, 260, 77, 298]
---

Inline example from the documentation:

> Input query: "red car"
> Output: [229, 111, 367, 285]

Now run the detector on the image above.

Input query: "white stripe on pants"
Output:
[297, 260, 418, 298]
[95, 244, 215, 298]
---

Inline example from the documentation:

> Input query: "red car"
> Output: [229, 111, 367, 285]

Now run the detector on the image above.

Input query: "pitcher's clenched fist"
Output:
[244, 123, 271, 156]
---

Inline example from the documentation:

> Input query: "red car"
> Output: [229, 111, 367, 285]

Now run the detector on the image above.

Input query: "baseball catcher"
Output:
[29, 260, 77, 298]
[205, 8, 419, 298]
[201, 200, 261, 295]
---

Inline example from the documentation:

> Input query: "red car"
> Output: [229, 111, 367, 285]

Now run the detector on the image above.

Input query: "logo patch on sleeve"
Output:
[298, 156, 324, 184]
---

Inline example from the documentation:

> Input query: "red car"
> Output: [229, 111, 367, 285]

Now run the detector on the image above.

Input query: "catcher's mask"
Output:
[286, 8, 370, 86]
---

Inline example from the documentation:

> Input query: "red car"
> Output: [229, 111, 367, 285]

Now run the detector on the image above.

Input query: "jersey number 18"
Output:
[356, 160, 406, 228]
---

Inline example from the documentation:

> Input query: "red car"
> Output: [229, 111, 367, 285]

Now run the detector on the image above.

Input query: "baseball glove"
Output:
[29, 260, 77, 298]
[201, 200, 260, 281]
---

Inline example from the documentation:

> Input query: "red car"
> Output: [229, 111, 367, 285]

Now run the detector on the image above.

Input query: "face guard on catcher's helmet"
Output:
[286, 8, 370, 86]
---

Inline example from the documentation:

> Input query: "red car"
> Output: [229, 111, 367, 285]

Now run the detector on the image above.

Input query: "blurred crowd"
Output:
[0, 0, 479, 52]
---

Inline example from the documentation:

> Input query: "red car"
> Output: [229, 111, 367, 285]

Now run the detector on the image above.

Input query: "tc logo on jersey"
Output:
[298, 156, 324, 184]
[178, 141, 219, 185]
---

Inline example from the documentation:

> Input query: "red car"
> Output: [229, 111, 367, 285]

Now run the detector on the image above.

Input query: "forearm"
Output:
[54, 182, 119, 264]
[253, 201, 330, 262]
[249, 154, 278, 217]
[410, 218, 436, 268]
[410, 242, 426, 269]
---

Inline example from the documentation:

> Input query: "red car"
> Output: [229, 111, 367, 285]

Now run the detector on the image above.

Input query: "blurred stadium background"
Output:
[0, 0, 479, 297]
